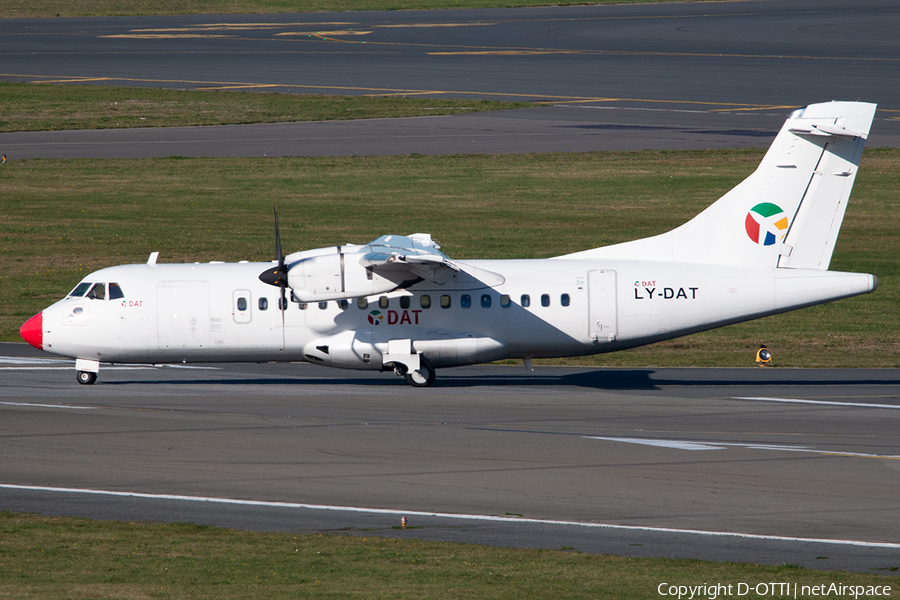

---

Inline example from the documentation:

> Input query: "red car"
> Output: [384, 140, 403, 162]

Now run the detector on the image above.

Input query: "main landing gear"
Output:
[391, 355, 436, 387]
[403, 357, 436, 387]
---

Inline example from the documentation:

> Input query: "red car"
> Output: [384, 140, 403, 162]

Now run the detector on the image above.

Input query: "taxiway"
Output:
[3, 343, 898, 573]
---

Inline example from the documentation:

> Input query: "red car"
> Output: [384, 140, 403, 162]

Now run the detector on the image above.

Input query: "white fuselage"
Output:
[21, 101, 882, 385]
[36, 258, 875, 372]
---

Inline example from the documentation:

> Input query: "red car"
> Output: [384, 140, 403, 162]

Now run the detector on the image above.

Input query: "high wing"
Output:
[358, 234, 460, 285]
[281, 232, 491, 302]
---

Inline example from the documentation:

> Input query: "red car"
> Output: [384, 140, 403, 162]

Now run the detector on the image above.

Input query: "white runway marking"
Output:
[2, 484, 898, 549]
[0, 402, 99, 410]
[587, 436, 900, 460]
[0, 356, 219, 371]
[587, 437, 723, 451]
[0, 356, 71, 365]
[734, 396, 900, 410]
[0, 366, 155, 371]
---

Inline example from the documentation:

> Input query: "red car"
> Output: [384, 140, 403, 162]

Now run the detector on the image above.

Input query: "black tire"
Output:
[77, 371, 97, 385]
[404, 356, 435, 387]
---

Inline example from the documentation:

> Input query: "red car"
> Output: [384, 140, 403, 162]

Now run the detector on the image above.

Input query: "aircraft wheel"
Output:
[77, 370, 97, 385]
[404, 357, 435, 387]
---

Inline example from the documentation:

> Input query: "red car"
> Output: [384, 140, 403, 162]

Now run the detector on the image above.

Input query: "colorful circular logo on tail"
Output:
[367, 310, 384, 325]
[745, 202, 789, 246]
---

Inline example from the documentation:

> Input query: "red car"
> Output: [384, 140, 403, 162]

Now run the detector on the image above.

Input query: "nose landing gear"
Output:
[75, 358, 100, 385]
[77, 371, 97, 385]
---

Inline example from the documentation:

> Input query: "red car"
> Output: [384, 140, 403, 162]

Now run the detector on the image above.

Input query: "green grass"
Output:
[0, 82, 532, 132]
[2, 149, 898, 367]
[0, 513, 894, 599]
[3, 0, 692, 19]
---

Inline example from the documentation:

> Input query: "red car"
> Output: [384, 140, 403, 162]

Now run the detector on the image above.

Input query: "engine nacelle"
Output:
[287, 247, 397, 302]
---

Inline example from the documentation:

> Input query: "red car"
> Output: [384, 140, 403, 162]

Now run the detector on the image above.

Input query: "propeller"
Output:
[258, 206, 288, 349]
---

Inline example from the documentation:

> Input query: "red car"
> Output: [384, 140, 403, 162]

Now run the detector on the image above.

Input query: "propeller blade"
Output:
[274, 205, 284, 270]
[259, 205, 288, 288]
[275, 207, 287, 351]
[256, 206, 290, 351]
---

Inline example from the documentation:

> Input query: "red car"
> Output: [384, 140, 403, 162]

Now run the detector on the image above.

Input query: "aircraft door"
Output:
[157, 281, 210, 349]
[588, 269, 617, 343]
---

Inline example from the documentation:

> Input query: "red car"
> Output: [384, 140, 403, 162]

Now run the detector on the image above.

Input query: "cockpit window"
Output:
[86, 283, 106, 300]
[69, 282, 92, 298]
[108, 282, 124, 300]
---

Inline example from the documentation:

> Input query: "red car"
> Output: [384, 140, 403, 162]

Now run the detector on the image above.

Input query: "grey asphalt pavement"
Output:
[3, 343, 899, 574]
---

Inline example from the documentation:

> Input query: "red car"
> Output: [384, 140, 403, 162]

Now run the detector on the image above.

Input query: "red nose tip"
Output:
[20, 312, 43, 350]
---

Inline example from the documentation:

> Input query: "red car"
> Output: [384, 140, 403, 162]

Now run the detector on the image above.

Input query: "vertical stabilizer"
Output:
[564, 101, 876, 270]
[775, 102, 875, 269]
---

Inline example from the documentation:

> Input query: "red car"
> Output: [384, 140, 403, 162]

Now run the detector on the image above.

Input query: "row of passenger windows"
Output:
[254, 293, 572, 311]
[68, 282, 125, 301]
[68, 283, 572, 311]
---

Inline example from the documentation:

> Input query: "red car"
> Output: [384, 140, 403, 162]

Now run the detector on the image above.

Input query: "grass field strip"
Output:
[3, 484, 899, 549]
[734, 396, 900, 410]
[586, 436, 900, 460]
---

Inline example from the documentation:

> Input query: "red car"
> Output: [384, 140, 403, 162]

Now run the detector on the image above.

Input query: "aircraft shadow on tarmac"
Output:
[98, 368, 900, 391]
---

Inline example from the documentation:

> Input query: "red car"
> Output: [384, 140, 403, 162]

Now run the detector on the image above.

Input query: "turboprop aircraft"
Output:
[19, 101, 879, 387]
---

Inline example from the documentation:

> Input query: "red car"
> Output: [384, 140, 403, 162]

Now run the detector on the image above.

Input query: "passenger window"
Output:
[259, 297, 269, 311]
[278, 297, 287, 311]
[481, 294, 491, 308]
[318, 301, 328, 310]
[561, 293, 570, 307]
[69, 282, 91, 297]
[357, 298, 368, 309]
[86, 283, 106, 300]
[441, 295, 451, 309]
[339, 299, 349, 310]
[521, 294, 530, 308]
[500, 294, 511, 308]
[379, 296, 389, 309]
[420, 295, 431, 309]
[541, 294, 550, 307]
[400, 296, 410, 309]
[461, 294, 471, 309]
[298, 303, 308, 311]
[108, 282, 124, 300]
[237, 297, 248, 311]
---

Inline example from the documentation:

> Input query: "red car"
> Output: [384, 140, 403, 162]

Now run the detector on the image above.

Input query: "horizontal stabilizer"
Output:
[789, 122, 867, 139]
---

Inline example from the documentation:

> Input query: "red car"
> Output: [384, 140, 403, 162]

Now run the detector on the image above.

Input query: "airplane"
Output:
[19, 101, 879, 387]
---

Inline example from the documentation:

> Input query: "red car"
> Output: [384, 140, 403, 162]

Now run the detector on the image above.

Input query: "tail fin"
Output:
[568, 101, 876, 269]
